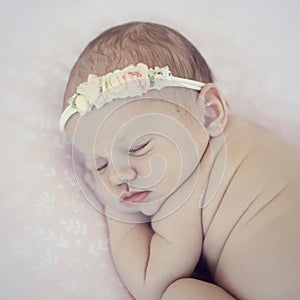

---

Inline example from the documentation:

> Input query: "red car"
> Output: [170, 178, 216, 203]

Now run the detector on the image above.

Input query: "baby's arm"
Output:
[106, 196, 202, 300]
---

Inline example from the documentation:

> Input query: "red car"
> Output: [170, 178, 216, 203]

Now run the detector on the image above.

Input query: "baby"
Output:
[60, 22, 300, 300]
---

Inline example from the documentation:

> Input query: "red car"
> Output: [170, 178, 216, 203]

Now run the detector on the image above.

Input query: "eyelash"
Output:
[96, 162, 108, 172]
[129, 140, 151, 155]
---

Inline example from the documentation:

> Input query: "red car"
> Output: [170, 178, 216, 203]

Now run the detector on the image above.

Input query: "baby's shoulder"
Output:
[226, 115, 294, 151]
[225, 115, 300, 178]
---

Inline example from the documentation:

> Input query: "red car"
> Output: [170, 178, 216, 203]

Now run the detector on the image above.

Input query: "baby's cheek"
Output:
[84, 170, 103, 191]
[128, 155, 152, 177]
[92, 171, 106, 186]
[92, 172, 116, 198]
[83, 170, 95, 189]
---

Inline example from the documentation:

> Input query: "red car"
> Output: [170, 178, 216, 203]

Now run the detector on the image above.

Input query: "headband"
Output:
[59, 63, 206, 131]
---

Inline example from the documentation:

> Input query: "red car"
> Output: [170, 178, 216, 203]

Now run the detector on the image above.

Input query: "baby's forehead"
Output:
[87, 96, 184, 132]
[71, 99, 177, 144]
[68, 87, 203, 150]
[89, 89, 190, 118]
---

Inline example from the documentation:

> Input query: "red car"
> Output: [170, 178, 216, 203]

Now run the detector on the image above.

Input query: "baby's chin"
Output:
[113, 197, 167, 217]
[140, 200, 166, 216]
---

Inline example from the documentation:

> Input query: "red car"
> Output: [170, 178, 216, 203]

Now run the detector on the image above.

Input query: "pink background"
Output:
[1, 0, 299, 299]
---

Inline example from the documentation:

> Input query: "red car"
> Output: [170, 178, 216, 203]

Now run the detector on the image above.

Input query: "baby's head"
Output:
[63, 21, 213, 109]
[61, 22, 228, 217]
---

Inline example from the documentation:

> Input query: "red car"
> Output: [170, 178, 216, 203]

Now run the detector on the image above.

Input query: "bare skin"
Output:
[104, 117, 300, 300]
[66, 84, 300, 300]
[200, 116, 300, 300]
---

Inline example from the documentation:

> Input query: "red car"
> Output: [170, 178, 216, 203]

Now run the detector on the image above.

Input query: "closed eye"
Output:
[129, 140, 152, 156]
[97, 162, 108, 172]
[85, 158, 108, 173]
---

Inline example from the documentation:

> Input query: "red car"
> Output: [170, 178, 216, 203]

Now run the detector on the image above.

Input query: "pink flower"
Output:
[73, 64, 152, 112]
[104, 70, 129, 99]
[121, 63, 150, 97]
[104, 63, 150, 99]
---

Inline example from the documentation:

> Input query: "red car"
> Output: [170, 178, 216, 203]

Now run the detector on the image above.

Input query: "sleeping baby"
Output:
[60, 21, 300, 300]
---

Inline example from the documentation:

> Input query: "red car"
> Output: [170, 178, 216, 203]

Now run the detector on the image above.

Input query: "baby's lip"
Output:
[120, 191, 150, 204]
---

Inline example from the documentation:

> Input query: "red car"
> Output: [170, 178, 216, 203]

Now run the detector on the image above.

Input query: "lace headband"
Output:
[59, 63, 206, 131]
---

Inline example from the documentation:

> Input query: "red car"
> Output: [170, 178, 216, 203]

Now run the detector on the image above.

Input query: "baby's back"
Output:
[202, 116, 300, 300]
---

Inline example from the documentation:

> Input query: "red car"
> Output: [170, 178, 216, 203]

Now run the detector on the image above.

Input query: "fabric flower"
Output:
[122, 63, 150, 97]
[104, 70, 129, 99]
[77, 74, 102, 104]
[74, 94, 89, 113]
[102, 63, 150, 100]
[60, 63, 207, 131]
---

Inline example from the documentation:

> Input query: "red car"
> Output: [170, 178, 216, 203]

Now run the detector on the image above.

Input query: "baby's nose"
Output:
[109, 166, 137, 186]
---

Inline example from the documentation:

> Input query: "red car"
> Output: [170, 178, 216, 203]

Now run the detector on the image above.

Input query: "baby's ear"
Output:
[198, 83, 228, 137]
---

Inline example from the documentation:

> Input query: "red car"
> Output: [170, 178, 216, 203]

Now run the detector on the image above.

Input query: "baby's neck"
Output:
[200, 115, 259, 234]
[200, 127, 229, 209]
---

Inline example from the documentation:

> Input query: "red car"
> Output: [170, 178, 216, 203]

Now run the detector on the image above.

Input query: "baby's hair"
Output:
[63, 21, 213, 110]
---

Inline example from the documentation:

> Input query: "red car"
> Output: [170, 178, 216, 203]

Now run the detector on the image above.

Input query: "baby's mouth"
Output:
[121, 191, 150, 204]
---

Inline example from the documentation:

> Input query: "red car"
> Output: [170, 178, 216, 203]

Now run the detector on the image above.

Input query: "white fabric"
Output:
[1, 1, 299, 299]
[60, 105, 78, 131]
